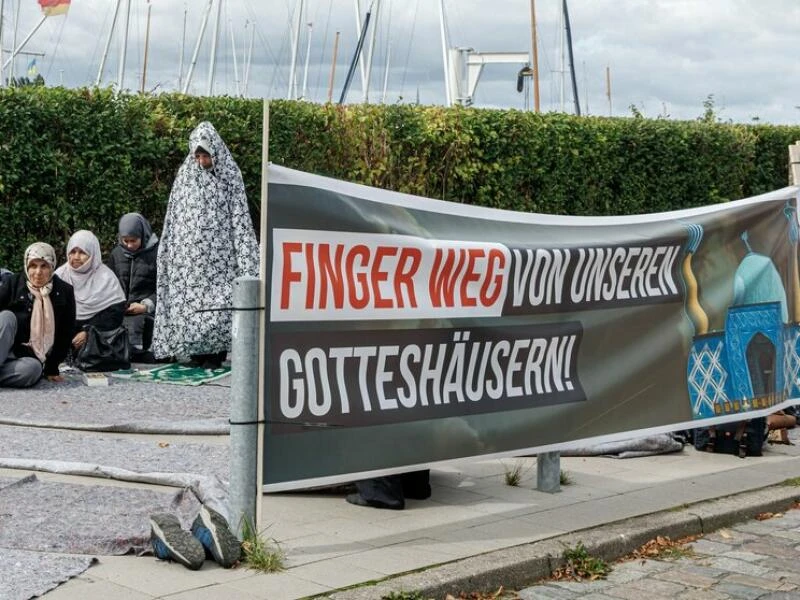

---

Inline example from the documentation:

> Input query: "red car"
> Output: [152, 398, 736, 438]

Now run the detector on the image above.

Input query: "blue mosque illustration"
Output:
[685, 211, 800, 420]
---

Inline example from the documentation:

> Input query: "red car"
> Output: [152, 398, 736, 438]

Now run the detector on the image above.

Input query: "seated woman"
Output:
[55, 230, 126, 354]
[0, 242, 76, 387]
[108, 213, 159, 362]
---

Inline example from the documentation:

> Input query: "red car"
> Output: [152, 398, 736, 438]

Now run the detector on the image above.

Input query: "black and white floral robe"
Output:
[151, 122, 259, 358]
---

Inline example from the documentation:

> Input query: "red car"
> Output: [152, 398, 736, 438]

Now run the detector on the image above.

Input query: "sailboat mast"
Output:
[0, 0, 5, 86]
[177, 4, 187, 91]
[182, 0, 214, 94]
[10, 0, 20, 83]
[562, 0, 580, 115]
[301, 22, 312, 99]
[97, 0, 121, 86]
[244, 22, 254, 96]
[141, 0, 152, 93]
[529, 0, 540, 112]
[229, 18, 240, 96]
[117, 0, 131, 90]
[558, 0, 564, 111]
[363, 0, 380, 103]
[207, 0, 223, 96]
[288, 0, 304, 99]
[438, 0, 450, 106]
[327, 30, 340, 103]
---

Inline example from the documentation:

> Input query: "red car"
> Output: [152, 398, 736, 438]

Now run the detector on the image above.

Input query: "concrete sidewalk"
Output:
[39, 436, 800, 600]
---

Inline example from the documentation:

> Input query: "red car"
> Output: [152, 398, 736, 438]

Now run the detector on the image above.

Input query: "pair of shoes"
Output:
[150, 507, 242, 570]
[345, 493, 404, 510]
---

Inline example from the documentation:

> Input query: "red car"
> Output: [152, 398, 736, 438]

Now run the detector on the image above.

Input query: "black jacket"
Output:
[0, 272, 76, 377]
[108, 241, 158, 307]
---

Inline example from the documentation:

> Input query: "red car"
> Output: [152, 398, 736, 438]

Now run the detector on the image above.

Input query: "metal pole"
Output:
[182, 0, 214, 94]
[10, 0, 21, 83]
[244, 23, 255, 96]
[362, 0, 380, 103]
[563, 0, 580, 116]
[141, 0, 152, 94]
[288, 0, 304, 99]
[353, 0, 366, 98]
[381, 41, 391, 103]
[229, 276, 260, 539]
[300, 21, 312, 99]
[438, 0, 450, 106]
[0, 0, 6, 87]
[529, 0, 540, 112]
[339, 7, 371, 104]
[559, 0, 565, 111]
[207, 0, 223, 96]
[327, 30, 339, 103]
[537, 452, 561, 493]
[97, 0, 121, 86]
[117, 0, 131, 90]
[177, 4, 187, 91]
[229, 18, 240, 96]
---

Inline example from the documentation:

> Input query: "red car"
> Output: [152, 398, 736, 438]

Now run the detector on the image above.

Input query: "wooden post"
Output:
[790, 141, 800, 186]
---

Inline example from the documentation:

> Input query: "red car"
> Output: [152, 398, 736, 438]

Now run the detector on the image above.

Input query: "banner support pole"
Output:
[229, 276, 260, 539]
[255, 99, 270, 532]
[790, 141, 800, 187]
[537, 451, 561, 493]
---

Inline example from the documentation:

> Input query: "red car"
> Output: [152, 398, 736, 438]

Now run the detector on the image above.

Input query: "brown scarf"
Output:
[24, 281, 55, 363]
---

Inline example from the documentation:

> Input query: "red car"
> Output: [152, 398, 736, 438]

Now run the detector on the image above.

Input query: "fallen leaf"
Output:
[158, 442, 170, 448]
[718, 529, 732, 539]
[755, 512, 775, 521]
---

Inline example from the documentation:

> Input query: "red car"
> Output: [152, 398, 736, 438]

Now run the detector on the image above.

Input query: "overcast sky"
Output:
[5, 0, 799, 124]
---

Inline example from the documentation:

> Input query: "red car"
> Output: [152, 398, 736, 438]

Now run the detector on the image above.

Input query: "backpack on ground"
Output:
[693, 417, 767, 458]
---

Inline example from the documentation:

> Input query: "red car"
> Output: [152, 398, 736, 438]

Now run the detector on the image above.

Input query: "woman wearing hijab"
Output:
[55, 230, 126, 352]
[108, 213, 159, 361]
[152, 122, 259, 369]
[0, 242, 76, 387]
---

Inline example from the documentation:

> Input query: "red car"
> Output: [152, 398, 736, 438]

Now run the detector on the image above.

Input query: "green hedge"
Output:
[1, 86, 798, 266]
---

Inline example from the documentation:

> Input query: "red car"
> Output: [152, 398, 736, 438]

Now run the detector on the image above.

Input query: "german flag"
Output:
[38, 0, 70, 16]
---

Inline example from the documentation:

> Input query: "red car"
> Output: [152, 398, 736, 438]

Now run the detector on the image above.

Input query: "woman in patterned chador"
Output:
[151, 122, 259, 369]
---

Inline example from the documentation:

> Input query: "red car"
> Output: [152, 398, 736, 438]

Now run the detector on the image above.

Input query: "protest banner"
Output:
[262, 164, 800, 491]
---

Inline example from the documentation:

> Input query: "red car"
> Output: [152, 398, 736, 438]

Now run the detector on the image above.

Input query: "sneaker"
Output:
[191, 506, 242, 568]
[150, 513, 205, 570]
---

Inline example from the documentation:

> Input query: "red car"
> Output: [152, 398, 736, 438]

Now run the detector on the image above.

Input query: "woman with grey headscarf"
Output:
[151, 122, 259, 369]
[108, 213, 159, 361]
[0, 242, 76, 387]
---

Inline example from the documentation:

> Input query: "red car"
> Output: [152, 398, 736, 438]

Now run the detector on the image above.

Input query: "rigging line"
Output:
[241, 0, 291, 96]
[43, 13, 68, 84]
[86, 1, 114, 84]
[398, 0, 419, 98]
[312, 0, 334, 102]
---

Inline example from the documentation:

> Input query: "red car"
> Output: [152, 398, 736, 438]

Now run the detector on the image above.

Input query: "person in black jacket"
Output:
[0, 242, 76, 387]
[108, 213, 159, 361]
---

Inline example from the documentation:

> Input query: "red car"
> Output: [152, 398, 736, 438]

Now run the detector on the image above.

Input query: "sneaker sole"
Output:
[150, 513, 205, 570]
[195, 506, 241, 568]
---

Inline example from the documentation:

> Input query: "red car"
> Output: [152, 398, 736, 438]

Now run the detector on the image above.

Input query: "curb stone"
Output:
[322, 484, 800, 600]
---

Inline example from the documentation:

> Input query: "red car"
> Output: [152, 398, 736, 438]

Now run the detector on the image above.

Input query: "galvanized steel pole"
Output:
[229, 276, 260, 538]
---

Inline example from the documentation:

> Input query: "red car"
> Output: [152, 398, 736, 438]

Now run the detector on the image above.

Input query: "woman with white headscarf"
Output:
[55, 230, 126, 351]
[0, 242, 76, 387]
[152, 122, 259, 369]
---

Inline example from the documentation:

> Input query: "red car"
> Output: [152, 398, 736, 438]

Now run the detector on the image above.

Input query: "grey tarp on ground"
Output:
[559, 433, 685, 458]
[0, 549, 96, 600]
[0, 376, 230, 434]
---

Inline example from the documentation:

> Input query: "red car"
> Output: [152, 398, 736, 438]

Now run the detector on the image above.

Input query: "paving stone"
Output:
[732, 522, 785, 535]
[714, 582, 770, 599]
[601, 585, 678, 600]
[602, 566, 649, 585]
[690, 539, 735, 555]
[771, 530, 800, 542]
[653, 568, 718, 589]
[720, 551, 765, 563]
[740, 541, 800, 559]
[759, 594, 800, 600]
[702, 557, 770, 577]
[548, 579, 611, 593]
[723, 574, 792, 591]
[755, 558, 800, 574]
[762, 571, 800, 586]
[677, 590, 731, 600]
[705, 530, 757, 544]
[517, 585, 578, 599]
[669, 559, 727, 578]
[605, 578, 686, 597]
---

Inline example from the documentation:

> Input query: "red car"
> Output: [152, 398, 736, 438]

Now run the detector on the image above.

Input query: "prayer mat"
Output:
[110, 363, 231, 386]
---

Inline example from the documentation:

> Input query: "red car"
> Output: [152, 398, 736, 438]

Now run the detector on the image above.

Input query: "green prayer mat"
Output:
[110, 363, 231, 386]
